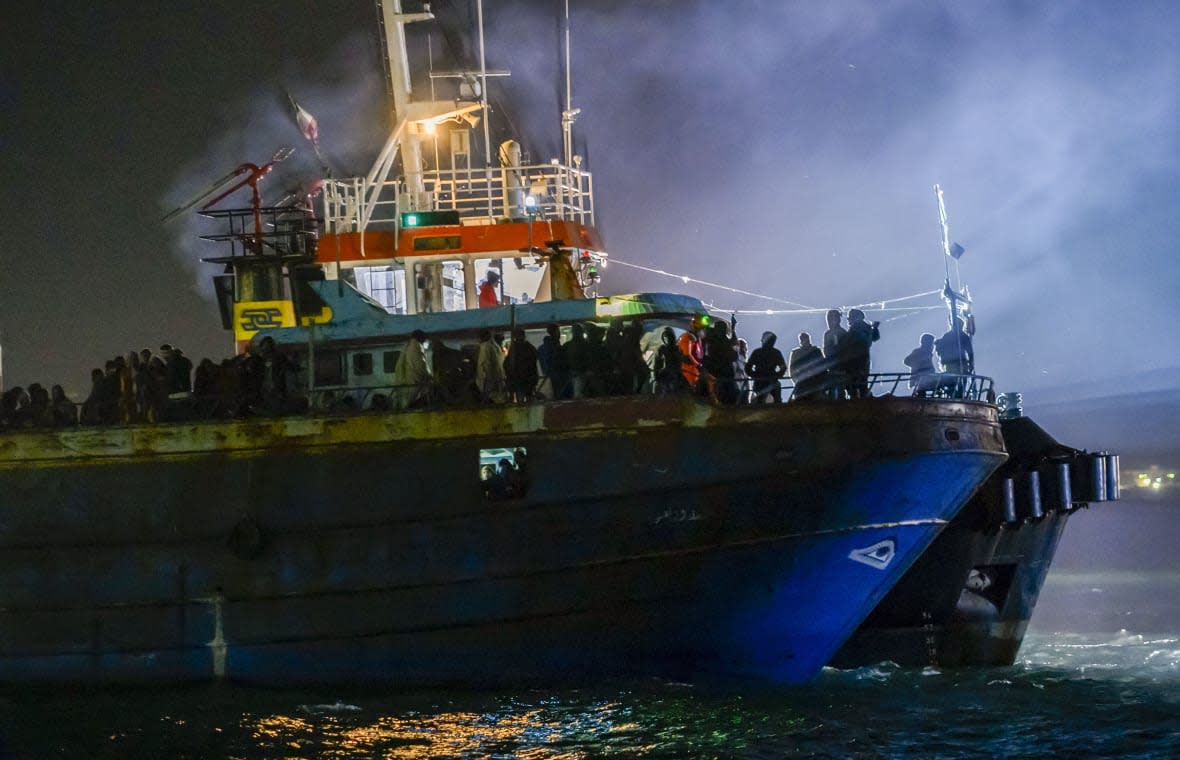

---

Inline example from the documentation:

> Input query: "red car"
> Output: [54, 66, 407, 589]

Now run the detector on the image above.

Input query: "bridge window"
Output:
[412, 235, 462, 251]
[352, 265, 407, 314]
[414, 260, 466, 313]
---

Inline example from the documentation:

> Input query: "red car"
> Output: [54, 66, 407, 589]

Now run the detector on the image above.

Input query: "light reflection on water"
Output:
[240, 699, 659, 759]
[200, 634, 1180, 759]
[4, 615, 1180, 756]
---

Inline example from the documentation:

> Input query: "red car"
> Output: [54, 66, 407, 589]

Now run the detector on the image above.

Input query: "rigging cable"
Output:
[606, 258, 820, 310]
[608, 255, 944, 321]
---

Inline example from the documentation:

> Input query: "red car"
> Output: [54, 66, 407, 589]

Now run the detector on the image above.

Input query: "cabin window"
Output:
[475, 256, 543, 305]
[479, 447, 528, 501]
[414, 260, 466, 313]
[383, 351, 398, 374]
[352, 265, 407, 315]
[352, 352, 374, 377]
[314, 350, 345, 387]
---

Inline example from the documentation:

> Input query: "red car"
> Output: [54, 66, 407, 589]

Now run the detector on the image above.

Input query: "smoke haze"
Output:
[3, 0, 1178, 400]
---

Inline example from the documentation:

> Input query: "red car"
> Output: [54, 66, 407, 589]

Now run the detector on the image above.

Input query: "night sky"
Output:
[3, 0, 1179, 404]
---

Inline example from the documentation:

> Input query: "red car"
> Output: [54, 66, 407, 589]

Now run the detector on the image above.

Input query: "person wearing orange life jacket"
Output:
[677, 315, 708, 391]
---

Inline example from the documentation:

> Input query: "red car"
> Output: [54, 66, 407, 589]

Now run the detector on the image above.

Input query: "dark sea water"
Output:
[3, 628, 1175, 758]
[2, 498, 1176, 759]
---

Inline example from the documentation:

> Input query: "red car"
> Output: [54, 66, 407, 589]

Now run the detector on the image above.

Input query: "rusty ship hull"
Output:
[0, 395, 1004, 686]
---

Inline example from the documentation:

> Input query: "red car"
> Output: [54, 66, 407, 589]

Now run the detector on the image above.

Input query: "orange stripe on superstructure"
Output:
[316, 221, 604, 264]
[315, 231, 397, 262]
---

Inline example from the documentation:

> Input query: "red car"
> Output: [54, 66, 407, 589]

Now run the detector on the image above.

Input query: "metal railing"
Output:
[785, 372, 995, 403]
[321, 163, 595, 234]
[0, 371, 997, 434]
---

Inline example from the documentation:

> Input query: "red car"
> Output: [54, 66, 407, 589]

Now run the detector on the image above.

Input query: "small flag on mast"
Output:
[948, 242, 966, 260]
[288, 93, 319, 148]
[286, 91, 332, 176]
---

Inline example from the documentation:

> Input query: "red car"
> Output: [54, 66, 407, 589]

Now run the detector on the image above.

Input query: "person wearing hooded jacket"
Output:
[478, 270, 501, 308]
[476, 329, 507, 402]
[393, 329, 433, 409]
[788, 332, 825, 400]
[844, 308, 880, 399]
[653, 327, 688, 394]
[904, 332, 939, 397]
[746, 331, 787, 403]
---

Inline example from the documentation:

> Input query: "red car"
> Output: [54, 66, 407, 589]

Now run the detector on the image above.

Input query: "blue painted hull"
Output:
[833, 414, 1113, 668]
[0, 396, 1005, 685]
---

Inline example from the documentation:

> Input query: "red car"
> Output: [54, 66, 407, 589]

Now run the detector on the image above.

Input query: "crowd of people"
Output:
[473, 320, 654, 404]
[1, 345, 195, 430]
[651, 307, 975, 404]
[0, 339, 298, 432]
[471, 309, 892, 406]
[0, 383, 78, 430]
[649, 307, 883, 405]
[0, 309, 979, 432]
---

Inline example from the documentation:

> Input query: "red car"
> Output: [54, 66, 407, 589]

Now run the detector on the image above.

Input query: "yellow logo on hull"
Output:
[233, 301, 332, 343]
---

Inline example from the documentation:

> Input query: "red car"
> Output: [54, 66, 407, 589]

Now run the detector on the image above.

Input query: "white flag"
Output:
[289, 94, 319, 147]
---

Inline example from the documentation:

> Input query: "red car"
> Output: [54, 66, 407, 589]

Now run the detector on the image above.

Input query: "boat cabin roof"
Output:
[255, 283, 708, 348]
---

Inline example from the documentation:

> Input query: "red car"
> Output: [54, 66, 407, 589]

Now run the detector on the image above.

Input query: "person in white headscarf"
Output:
[475, 329, 507, 403]
[393, 330, 432, 409]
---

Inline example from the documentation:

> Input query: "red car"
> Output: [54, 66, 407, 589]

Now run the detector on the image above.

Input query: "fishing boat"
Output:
[0, 2, 1007, 686]
[831, 396, 1120, 669]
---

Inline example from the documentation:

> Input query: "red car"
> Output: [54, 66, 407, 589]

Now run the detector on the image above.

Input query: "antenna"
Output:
[476, 0, 494, 217]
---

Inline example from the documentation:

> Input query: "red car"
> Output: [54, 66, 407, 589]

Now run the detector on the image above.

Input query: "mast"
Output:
[561, 0, 579, 167]
[372, 0, 436, 219]
[934, 184, 972, 361]
[936, 184, 953, 290]
[361, 2, 486, 238]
